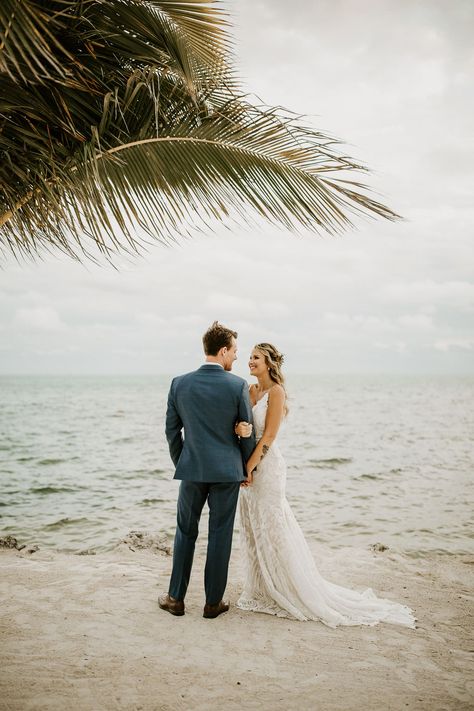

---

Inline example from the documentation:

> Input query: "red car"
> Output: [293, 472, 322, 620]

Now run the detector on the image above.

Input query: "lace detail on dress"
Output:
[237, 393, 416, 628]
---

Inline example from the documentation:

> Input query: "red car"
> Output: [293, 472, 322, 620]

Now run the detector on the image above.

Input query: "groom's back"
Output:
[166, 365, 253, 483]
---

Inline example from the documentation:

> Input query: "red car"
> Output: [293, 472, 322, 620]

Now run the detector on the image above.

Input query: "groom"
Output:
[159, 321, 255, 619]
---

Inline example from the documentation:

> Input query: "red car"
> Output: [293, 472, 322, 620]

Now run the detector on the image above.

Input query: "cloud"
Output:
[14, 307, 64, 331]
[397, 314, 434, 330]
[205, 293, 255, 316]
[381, 281, 474, 311]
[205, 292, 290, 320]
[434, 338, 474, 352]
[135, 312, 167, 327]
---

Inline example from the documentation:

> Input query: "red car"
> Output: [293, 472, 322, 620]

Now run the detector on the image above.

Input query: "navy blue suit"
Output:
[165, 364, 255, 604]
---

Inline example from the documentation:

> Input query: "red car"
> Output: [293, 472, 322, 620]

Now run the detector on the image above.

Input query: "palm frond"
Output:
[0, 1, 400, 264]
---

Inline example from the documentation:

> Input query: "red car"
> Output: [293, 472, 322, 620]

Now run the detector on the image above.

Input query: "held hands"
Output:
[241, 468, 254, 488]
[240, 462, 255, 488]
[235, 421, 253, 438]
[236, 421, 254, 487]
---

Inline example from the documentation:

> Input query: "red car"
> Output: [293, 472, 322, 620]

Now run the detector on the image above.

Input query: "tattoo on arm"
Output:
[250, 445, 269, 475]
[259, 444, 269, 462]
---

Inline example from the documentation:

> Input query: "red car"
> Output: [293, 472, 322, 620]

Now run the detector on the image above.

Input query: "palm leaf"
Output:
[0, 1, 400, 264]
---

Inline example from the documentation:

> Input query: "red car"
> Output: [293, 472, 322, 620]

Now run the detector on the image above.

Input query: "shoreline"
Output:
[1, 530, 472, 559]
[1, 540, 472, 710]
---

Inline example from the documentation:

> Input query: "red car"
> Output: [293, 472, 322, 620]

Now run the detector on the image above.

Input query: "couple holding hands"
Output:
[160, 321, 416, 628]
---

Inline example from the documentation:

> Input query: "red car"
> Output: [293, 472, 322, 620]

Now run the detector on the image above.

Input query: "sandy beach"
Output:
[0, 536, 472, 711]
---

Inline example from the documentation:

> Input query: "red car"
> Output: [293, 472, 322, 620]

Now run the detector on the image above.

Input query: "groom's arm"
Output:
[237, 382, 256, 462]
[165, 378, 184, 467]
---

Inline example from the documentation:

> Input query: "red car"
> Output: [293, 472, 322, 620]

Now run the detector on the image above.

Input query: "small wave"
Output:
[37, 458, 67, 466]
[140, 498, 164, 506]
[118, 468, 167, 480]
[30, 486, 78, 495]
[309, 457, 352, 468]
[43, 517, 90, 530]
[356, 468, 402, 480]
[113, 437, 134, 444]
[16, 456, 35, 462]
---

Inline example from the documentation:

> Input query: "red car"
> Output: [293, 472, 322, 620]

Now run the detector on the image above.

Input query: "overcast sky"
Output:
[0, 0, 472, 376]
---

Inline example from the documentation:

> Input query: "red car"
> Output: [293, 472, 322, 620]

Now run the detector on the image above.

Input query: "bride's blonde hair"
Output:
[254, 342, 288, 415]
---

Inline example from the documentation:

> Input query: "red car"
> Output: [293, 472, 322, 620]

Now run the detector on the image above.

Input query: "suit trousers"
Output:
[169, 480, 241, 605]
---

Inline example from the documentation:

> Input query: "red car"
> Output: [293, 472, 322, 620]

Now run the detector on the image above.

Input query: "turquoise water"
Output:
[0, 375, 473, 555]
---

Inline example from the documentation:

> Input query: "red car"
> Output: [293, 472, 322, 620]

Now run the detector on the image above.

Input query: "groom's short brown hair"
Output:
[202, 321, 238, 355]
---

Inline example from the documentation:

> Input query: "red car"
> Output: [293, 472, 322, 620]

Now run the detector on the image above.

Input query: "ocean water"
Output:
[0, 375, 473, 556]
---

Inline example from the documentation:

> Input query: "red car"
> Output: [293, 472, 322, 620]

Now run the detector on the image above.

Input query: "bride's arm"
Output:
[245, 385, 285, 477]
[234, 383, 255, 436]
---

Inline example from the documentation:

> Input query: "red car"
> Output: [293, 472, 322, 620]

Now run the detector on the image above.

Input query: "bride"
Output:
[235, 343, 416, 628]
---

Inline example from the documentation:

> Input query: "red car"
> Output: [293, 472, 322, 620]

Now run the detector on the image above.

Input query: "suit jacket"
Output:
[165, 364, 256, 483]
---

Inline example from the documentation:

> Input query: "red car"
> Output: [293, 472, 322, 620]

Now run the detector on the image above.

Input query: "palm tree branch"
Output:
[0, 1, 400, 264]
[0, 129, 399, 264]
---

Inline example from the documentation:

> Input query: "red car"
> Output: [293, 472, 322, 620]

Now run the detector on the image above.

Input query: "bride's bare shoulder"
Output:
[269, 383, 285, 398]
[268, 384, 286, 409]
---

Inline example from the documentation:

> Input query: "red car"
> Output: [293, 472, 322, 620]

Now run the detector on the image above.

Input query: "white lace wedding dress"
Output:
[237, 392, 416, 628]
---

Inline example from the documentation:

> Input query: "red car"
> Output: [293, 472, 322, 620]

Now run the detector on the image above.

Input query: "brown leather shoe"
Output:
[203, 600, 229, 619]
[158, 593, 185, 616]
